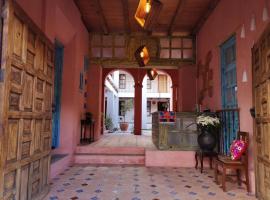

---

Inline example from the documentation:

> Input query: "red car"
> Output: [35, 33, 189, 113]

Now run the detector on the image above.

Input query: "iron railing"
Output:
[216, 108, 240, 155]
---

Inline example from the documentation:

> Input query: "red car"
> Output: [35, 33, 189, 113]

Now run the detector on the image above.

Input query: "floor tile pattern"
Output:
[45, 166, 256, 200]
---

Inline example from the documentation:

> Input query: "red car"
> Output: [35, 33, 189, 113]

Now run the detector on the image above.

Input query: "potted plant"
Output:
[119, 99, 133, 131]
[104, 115, 113, 131]
[196, 114, 220, 151]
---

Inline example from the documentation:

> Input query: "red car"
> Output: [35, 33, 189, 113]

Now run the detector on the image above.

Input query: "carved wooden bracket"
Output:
[197, 50, 213, 104]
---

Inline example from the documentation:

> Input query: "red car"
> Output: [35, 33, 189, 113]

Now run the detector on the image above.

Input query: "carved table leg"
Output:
[200, 153, 204, 173]
[195, 152, 198, 169]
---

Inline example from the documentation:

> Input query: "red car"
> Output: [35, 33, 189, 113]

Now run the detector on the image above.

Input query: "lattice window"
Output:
[119, 74, 126, 89]
[91, 35, 126, 58]
[159, 37, 193, 59]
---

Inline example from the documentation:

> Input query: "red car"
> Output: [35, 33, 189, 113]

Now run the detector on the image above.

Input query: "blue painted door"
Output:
[220, 36, 239, 155]
[52, 41, 64, 149]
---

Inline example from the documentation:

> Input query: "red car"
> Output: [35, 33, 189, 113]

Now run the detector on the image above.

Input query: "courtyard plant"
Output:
[119, 99, 133, 131]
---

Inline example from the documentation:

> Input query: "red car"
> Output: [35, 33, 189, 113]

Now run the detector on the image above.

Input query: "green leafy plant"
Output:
[104, 115, 113, 130]
[121, 99, 133, 122]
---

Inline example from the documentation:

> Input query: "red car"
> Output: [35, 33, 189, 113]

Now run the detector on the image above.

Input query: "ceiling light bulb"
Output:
[140, 51, 144, 58]
[145, 1, 151, 13]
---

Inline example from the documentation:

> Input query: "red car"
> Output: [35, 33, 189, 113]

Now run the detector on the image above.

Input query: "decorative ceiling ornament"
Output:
[147, 68, 158, 80]
[240, 24, 246, 39]
[250, 14, 256, 31]
[263, 6, 269, 21]
[134, 45, 150, 67]
[134, 0, 163, 30]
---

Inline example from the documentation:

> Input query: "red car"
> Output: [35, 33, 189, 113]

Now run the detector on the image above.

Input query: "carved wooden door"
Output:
[0, 1, 54, 199]
[252, 24, 270, 200]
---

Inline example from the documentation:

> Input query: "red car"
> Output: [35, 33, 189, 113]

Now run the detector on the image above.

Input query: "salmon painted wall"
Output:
[15, 0, 89, 174]
[87, 64, 103, 140]
[178, 66, 197, 112]
[197, 0, 270, 193]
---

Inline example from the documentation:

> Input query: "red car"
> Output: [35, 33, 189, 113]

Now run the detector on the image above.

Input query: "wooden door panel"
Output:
[253, 24, 270, 200]
[0, 1, 54, 199]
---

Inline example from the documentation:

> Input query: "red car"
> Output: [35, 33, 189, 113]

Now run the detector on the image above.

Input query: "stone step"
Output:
[74, 146, 145, 165]
[74, 154, 145, 165]
[75, 146, 145, 155]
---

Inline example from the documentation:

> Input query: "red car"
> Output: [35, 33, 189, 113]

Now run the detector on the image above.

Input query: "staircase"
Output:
[74, 146, 145, 165]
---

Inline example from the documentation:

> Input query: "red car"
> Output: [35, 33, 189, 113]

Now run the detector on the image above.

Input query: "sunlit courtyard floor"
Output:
[45, 165, 256, 200]
[89, 130, 156, 150]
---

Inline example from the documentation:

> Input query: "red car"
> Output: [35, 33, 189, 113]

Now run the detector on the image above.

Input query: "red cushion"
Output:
[230, 140, 247, 160]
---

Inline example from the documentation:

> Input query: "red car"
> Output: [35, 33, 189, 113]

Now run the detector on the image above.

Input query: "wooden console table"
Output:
[80, 119, 95, 144]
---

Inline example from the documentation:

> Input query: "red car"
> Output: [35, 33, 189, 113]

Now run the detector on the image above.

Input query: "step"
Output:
[74, 146, 145, 165]
[74, 154, 145, 165]
[75, 146, 145, 155]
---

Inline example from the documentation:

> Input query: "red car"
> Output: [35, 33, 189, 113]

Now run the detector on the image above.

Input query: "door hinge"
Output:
[0, 68, 5, 82]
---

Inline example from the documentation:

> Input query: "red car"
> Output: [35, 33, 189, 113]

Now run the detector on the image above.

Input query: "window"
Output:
[119, 74, 126, 89]
[119, 100, 125, 116]
[158, 75, 167, 93]
[147, 101, 151, 116]
[159, 37, 193, 59]
[147, 78, 151, 89]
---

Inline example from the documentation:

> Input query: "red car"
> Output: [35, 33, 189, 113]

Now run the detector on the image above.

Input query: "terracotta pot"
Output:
[119, 122, 129, 131]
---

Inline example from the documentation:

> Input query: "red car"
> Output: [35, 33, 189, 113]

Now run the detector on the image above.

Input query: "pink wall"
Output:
[15, 0, 89, 177]
[87, 65, 103, 140]
[178, 66, 197, 112]
[197, 0, 270, 193]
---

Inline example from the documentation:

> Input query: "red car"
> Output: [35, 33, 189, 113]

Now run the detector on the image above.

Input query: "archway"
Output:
[103, 69, 135, 134]
[141, 70, 173, 134]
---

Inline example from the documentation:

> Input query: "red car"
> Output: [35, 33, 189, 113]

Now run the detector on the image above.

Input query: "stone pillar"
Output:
[172, 84, 178, 112]
[134, 82, 143, 135]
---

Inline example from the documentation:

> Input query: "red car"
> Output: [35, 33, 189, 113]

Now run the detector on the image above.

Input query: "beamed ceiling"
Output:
[74, 0, 220, 36]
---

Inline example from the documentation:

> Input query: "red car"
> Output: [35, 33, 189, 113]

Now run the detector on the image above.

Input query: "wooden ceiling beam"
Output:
[121, 0, 130, 34]
[167, 0, 186, 36]
[93, 0, 109, 34]
[192, 0, 220, 35]
[73, 0, 91, 32]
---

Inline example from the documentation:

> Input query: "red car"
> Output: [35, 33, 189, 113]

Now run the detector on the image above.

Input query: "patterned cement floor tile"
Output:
[44, 166, 257, 200]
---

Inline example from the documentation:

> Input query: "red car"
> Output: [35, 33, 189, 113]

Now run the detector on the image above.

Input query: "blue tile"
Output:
[76, 189, 84, 193]
[188, 192, 197, 195]
[208, 192, 216, 196]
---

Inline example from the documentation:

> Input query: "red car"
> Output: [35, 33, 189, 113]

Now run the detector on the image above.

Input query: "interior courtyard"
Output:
[0, 0, 269, 200]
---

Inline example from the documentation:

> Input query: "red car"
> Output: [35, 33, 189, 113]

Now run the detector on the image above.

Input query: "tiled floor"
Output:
[45, 165, 256, 200]
[89, 132, 156, 150]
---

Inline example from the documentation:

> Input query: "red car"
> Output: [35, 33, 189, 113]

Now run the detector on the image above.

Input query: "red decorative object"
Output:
[230, 139, 248, 160]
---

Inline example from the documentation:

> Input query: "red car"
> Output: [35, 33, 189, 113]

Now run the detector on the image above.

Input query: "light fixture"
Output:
[250, 14, 256, 31]
[145, 0, 151, 13]
[242, 70, 248, 82]
[263, 6, 269, 21]
[135, 45, 150, 67]
[134, 0, 163, 30]
[147, 68, 158, 80]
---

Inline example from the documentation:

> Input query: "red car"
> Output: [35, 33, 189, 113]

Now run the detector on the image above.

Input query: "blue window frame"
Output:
[52, 40, 64, 149]
[220, 35, 239, 155]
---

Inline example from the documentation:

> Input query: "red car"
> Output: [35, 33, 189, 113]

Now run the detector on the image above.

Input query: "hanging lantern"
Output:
[134, 0, 163, 30]
[135, 45, 150, 67]
[147, 68, 158, 80]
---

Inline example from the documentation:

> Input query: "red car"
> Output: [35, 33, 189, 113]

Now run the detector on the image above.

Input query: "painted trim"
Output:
[52, 39, 64, 149]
